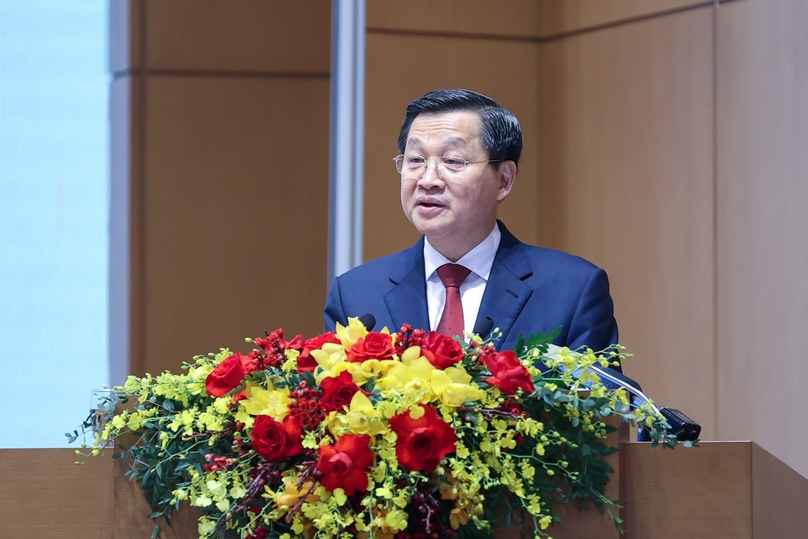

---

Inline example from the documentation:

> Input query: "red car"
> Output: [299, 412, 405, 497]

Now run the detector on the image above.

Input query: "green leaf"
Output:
[151, 525, 161, 539]
[514, 333, 527, 355]
[525, 327, 562, 349]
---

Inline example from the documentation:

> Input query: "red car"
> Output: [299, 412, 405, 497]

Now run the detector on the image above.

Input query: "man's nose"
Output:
[418, 159, 443, 186]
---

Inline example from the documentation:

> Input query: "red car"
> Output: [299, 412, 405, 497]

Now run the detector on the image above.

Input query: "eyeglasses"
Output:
[393, 154, 500, 176]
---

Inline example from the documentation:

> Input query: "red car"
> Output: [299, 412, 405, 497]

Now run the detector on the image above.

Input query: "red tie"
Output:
[436, 264, 472, 338]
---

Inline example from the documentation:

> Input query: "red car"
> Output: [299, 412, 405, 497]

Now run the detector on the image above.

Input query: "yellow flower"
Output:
[238, 382, 290, 421]
[311, 343, 349, 383]
[527, 497, 543, 515]
[325, 410, 350, 437]
[449, 507, 470, 529]
[378, 356, 435, 402]
[335, 317, 369, 350]
[430, 366, 485, 407]
[347, 359, 397, 386]
[383, 509, 409, 532]
[274, 474, 321, 514]
[198, 517, 216, 537]
[344, 391, 387, 435]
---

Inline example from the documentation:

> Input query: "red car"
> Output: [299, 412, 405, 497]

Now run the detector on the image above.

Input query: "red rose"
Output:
[316, 434, 374, 495]
[389, 405, 457, 472]
[206, 352, 252, 397]
[319, 371, 368, 412]
[290, 332, 340, 372]
[251, 415, 303, 462]
[483, 350, 534, 396]
[347, 332, 396, 362]
[420, 332, 464, 369]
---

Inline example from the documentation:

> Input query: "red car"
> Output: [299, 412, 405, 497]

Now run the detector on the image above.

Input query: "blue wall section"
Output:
[0, 2, 110, 447]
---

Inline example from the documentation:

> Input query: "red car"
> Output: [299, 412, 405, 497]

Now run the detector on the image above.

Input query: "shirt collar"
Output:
[424, 224, 501, 281]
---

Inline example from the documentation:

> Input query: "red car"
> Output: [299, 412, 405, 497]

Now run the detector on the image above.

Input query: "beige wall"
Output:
[110, 0, 332, 379]
[363, 0, 808, 479]
[110, 0, 808, 479]
[716, 0, 808, 482]
[536, 6, 716, 441]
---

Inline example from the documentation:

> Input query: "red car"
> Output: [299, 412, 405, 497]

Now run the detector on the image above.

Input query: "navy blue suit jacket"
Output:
[324, 222, 618, 354]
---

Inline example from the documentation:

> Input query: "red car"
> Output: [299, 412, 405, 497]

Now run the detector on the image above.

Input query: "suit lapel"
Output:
[476, 222, 533, 347]
[384, 238, 430, 331]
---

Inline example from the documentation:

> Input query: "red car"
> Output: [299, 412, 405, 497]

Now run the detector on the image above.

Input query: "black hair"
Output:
[396, 88, 523, 167]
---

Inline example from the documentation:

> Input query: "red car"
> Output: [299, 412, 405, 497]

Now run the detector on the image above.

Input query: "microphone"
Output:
[589, 364, 643, 393]
[544, 345, 702, 442]
[586, 364, 700, 442]
[357, 313, 376, 332]
[473, 317, 494, 339]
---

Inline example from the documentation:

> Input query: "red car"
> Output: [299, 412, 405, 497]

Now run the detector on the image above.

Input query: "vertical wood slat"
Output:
[108, 1, 332, 381]
[715, 0, 808, 481]
[536, 8, 716, 440]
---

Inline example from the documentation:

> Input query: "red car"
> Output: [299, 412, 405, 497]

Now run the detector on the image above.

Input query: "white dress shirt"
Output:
[424, 224, 501, 337]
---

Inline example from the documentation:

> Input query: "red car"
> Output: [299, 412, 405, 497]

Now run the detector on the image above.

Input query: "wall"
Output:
[109, 0, 808, 479]
[715, 0, 808, 481]
[362, 0, 808, 479]
[109, 0, 332, 380]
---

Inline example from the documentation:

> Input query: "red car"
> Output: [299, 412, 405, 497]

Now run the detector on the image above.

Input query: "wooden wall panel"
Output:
[367, 0, 541, 37]
[109, 1, 332, 380]
[536, 10, 716, 437]
[142, 0, 331, 72]
[139, 77, 330, 375]
[363, 32, 541, 261]
[716, 0, 808, 479]
[538, 0, 710, 36]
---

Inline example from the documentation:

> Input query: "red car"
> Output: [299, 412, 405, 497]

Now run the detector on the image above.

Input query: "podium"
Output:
[2, 440, 807, 538]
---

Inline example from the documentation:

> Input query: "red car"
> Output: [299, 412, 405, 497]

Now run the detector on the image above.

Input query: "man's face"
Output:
[400, 111, 513, 260]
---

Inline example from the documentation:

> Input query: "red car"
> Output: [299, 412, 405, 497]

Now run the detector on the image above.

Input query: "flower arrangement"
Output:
[75, 319, 685, 539]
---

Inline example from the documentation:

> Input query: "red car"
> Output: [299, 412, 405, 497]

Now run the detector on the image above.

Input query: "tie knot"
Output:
[437, 264, 471, 289]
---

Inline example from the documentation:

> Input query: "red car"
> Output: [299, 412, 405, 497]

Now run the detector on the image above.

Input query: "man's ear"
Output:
[496, 160, 517, 202]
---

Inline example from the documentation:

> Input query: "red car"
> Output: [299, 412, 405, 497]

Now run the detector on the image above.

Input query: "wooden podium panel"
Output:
[751, 443, 808, 539]
[0, 447, 197, 539]
[622, 441, 808, 539]
[2, 440, 807, 539]
[0, 448, 114, 539]
[623, 442, 754, 539]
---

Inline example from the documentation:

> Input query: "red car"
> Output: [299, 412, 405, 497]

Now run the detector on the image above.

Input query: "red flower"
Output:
[319, 371, 368, 412]
[247, 529, 268, 539]
[206, 352, 253, 397]
[420, 332, 464, 369]
[317, 434, 374, 495]
[290, 332, 341, 372]
[389, 405, 457, 472]
[251, 415, 303, 462]
[483, 350, 534, 396]
[254, 329, 289, 369]
[347, 332, 395, 362]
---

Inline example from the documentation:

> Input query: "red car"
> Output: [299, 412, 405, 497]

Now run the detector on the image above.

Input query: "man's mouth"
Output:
[416, 197, 444, 208]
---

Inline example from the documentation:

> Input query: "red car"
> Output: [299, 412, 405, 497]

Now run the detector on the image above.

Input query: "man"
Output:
[324, 89, 618, 354]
